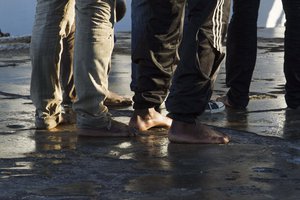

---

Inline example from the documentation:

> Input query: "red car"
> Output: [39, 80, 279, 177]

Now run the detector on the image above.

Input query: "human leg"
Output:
[130, 0, 168, 131]
[116, 0, 127, 22]
[61, 22, 76, 106]
[282, 0, 300, 109]
[130, 0, 150, 92]
[74, 0, 129, 136]
[166, 0, 230, 143]
[60, 1, 131, 109]
[103, 0, 132, 108]
[222, 0, 260, 108]
[131, 1, 225, 119]
[129, 0, 185, 132]
[30, 0, 75, 129]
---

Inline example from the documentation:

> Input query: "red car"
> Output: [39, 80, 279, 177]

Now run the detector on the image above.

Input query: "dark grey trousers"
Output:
[282, 0, 300, 109]
[225, 0, 260, 108]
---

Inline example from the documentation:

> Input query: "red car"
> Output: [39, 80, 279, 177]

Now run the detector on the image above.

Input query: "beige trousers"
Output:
[30, 0, 115, 128]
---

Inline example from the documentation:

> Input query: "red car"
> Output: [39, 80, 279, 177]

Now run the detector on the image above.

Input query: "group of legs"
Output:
[31, 0, 300, 144]
[129, 0, 230, 143]
[128, 0, 300, 142]
[130, 0, 226, 132]
[30, 0, 231, 144]
[217, 0, 300, 110]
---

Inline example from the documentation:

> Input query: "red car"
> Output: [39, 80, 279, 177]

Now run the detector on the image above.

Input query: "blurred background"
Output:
[0, 0, 285, 36]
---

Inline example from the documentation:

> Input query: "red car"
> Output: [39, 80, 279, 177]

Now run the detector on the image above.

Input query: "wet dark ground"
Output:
[0, 28, 300, 199]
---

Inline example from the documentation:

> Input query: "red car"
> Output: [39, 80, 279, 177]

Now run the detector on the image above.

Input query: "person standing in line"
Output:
[217, 0, 300, 110]
[130, 0, 150, 93]
[130, 0, 230, 144]
[216, 0, 261, 109]
[129, 0, 173, 132]
[60, 0, 132, 110]
[281, 0, 300, 110]
[30, 0, 130, 136]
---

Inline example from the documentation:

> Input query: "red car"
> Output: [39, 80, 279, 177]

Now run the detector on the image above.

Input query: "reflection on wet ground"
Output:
[0, 29, 300, 199]
[1, 126, 300, 199]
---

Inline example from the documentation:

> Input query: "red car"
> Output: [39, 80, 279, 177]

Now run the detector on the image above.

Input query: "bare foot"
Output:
[168, 120, 230, 144]
[129, 108, 172, 132]
[104, 91, 132, 107]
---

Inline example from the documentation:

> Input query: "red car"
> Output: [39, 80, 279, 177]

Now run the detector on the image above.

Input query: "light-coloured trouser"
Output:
[30, 0, 115, 127]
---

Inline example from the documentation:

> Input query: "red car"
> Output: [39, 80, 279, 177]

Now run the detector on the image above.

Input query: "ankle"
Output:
[134, 107, 157, 117]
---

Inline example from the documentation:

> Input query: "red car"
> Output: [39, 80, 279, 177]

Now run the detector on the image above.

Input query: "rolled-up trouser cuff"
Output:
[133, 102, 161, 110]
[168, 113, 198, 124]
[133, 91, 166, 110]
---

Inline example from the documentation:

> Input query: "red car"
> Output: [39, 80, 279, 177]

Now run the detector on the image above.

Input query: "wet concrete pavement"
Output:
[0, 28, 300, 199]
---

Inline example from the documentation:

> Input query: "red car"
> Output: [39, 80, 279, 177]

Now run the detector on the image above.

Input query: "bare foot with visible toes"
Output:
[129, 108, 172, 132]
[168, 120, 230, 144]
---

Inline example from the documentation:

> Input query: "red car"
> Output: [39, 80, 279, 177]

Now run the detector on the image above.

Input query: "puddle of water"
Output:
[1, 161, 33, 170]
[116, 141, 132, 149]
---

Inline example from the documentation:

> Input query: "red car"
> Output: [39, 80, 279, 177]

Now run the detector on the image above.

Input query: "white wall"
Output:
[0, 0, 285, 36]
[258, 0, 285, 28]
